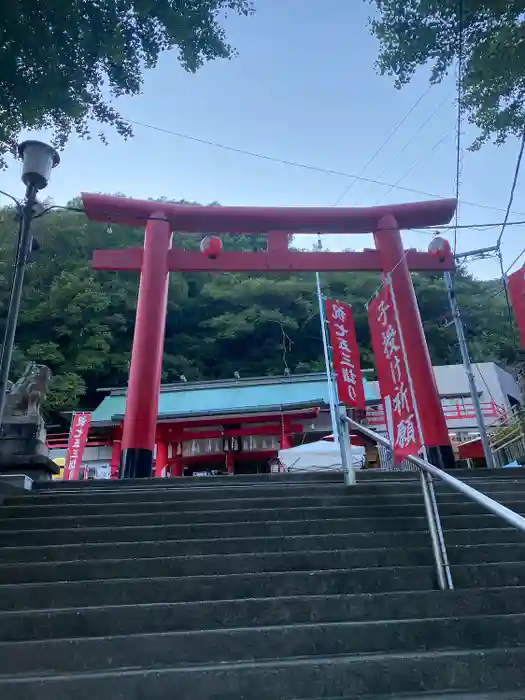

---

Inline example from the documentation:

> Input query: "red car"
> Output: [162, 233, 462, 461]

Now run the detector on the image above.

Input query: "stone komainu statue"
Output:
[5, 363, 52, 417]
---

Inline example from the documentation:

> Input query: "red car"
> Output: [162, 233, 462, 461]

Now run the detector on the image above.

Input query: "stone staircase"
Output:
[0, 469, 525, 698]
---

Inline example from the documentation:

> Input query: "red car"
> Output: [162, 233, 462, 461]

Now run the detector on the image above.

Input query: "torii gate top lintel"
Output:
[81, 193, 456, 234]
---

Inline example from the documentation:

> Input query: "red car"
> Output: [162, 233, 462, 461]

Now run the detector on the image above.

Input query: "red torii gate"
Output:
[82, 193, 457, 478]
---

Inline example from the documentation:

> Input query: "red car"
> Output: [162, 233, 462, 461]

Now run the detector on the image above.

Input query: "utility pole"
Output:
[429, 238, 496, 468]
[443, 270, 495, 468]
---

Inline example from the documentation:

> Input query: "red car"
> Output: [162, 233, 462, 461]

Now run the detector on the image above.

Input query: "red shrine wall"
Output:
[108, 410, 317, 478]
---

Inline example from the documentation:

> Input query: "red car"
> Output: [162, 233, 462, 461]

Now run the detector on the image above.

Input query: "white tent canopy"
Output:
[278, 439, 365, 473]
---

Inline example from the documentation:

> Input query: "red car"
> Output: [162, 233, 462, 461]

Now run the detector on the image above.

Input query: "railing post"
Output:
[424, 470, 454, 589]
[418, 470, 448, 590]
[338, 406, 356, 486]
[342, 414, 457, 590]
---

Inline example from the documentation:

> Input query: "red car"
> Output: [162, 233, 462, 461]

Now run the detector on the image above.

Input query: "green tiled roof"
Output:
[91, 373, 378, 425]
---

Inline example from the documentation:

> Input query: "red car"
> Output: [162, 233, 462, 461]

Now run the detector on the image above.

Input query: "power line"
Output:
[412, 219, 525, 241]
[332, 85, 433, 206]
[353, 92, 453, 206]
[126, 116, 450, 199]
[496, 126, 525, 249]
[374, 126, 456, 203]
[124, 117, 525, 218]
[478, 129, 525, 302]
[486, 248, 525, 301]
[497, 249, 518, 349]
[504, 246, 525, 276]
[453, 0, 465, 253]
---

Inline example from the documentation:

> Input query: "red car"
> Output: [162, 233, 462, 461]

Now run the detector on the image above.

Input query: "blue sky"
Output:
[2, 0, 523, 280]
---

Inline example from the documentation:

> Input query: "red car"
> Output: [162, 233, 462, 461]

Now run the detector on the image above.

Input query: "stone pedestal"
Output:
[0, 418, 58, 480]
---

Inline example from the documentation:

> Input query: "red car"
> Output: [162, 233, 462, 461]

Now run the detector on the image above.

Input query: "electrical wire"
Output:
[504, 246, 525, 276]
[453, 0, 465, 253]
[353, 92, 454, 206]
[374, 125, 456, 203]
[474, 363, 505, 412]
[497, 249, 518, 350]
[333, 85, 433, 206]
[488, 244, 525, 301]
[124, 117, 525, 218]
[364, 248, 411, 306]
[477, 128, 525, 302]
[496, 126, 525, 249]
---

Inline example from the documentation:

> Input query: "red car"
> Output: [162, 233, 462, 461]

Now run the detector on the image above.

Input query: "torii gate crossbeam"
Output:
[83, 193, 457, 478]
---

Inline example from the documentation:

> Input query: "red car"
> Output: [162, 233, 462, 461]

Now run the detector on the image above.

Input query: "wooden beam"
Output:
[93, 248, 454, 273]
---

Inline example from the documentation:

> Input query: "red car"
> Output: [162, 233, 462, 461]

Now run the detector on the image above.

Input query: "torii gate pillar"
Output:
[374, 214, 454, 470]
[121, 215, 172, 478]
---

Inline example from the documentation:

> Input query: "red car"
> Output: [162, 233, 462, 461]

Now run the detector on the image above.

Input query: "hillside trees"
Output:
[0, 202, 517, 414]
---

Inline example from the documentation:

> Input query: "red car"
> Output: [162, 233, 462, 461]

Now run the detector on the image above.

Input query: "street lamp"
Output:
[0, 140, 60, 427]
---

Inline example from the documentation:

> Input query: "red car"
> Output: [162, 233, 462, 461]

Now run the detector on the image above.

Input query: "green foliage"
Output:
[0, 0, 253, 162]
[369, 0, 525, 148]
[0, 202, 519, 416]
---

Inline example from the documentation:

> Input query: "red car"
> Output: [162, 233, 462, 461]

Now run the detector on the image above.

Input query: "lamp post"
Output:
[0, 140, 60, 428]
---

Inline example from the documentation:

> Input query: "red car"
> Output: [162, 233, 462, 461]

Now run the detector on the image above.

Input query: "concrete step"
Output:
[1, 647, 525, 699]
[0, 503, 438, 529]
[2, 613, 525, 677]
[12, 488, 525, 512]
[2, 498, 514, 531]
[447, 543, 525, 565]
[5, 483, 350, 506]
[2, 561, 525, 612]
[0, 547, 437, 585]
[2, 527, 523, 564]
[3, 542, 525, 586]
[22, 476, 525, 501]
[0, 513, 509, 548]
[0, 566, 439, 611]
[342, 693, 524, 700]
[348, 479, 525, 495]
[2, 586, 525, 643]
[357, 469, 525, 481]
[0, 494, 416, 518]
[7, 492, 525, 519]
[32, 472, 345, 492]
[453, 561, 525, 588]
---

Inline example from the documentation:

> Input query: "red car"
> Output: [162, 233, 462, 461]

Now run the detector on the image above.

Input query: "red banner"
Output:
[325, 299, 365, 410]
[62, 412, 91, 481]
[367, 283, 422, 461]
[507, 264, 525, 349]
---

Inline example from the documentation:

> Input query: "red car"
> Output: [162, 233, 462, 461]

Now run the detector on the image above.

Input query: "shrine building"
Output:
[46, 363, 522, 477]
[48, 373, 378, 478]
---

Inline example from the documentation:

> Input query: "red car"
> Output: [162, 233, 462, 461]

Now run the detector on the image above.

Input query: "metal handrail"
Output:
[343, 415, 525, 535]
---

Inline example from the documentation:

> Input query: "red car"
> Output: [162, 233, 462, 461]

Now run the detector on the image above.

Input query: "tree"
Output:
[369, 0, 525, 149]
[0, 0, 253, 163]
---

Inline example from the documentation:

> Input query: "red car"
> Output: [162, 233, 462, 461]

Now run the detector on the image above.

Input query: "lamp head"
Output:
[18, 140, 60, 190]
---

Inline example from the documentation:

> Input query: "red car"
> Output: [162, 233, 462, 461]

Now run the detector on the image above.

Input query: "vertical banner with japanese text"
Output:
[62, 412, 91, 481]
[324, 299, 365, 410]
[367, 282, 423, 462]
[507, 264, 525, 350]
